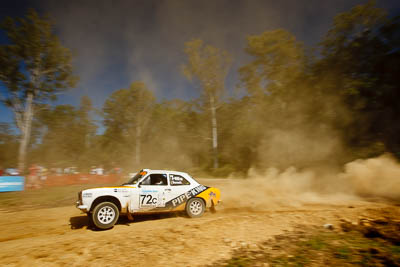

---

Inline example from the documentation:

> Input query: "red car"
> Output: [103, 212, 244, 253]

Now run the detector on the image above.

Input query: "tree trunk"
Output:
[135, 124, 141, 166]
[210, 95, 219, 169]
[18, 92, 34, 173]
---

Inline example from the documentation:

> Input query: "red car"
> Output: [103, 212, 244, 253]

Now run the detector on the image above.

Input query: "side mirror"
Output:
[138, 182, 142, 188]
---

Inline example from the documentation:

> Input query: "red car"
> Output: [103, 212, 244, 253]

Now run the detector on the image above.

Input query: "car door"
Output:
[138, 173, 171, 210]
[164, 174, 195, 209]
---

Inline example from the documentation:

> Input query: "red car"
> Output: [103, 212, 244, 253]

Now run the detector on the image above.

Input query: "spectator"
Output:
[40, 166, 48, 181]
[90, 166, 97, 175]
[97, 166, 104, 175]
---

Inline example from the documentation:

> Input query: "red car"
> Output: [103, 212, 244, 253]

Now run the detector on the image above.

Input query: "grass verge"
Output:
[217, 224, 400, 267]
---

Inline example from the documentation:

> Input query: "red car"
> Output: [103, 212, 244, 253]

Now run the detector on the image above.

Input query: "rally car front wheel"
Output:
[186, 197, 205, 218]
[92, 201, 119, 230]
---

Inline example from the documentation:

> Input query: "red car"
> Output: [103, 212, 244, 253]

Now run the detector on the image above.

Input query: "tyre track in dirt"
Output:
[1, 201, 395, 266]
[0, 178, 398, 266]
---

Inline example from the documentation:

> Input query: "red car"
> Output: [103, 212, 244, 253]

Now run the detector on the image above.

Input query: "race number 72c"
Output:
[140, 194, 157, 206]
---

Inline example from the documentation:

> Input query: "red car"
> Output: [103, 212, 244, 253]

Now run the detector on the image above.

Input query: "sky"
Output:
[1, 0, 400, 128]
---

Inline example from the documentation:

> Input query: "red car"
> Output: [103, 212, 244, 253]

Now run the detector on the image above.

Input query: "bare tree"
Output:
[182, 39, 232, 169]
[0, 10, 77, 171]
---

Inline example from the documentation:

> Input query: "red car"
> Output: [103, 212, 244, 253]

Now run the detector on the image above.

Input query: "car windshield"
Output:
[125, 170, 147, 185]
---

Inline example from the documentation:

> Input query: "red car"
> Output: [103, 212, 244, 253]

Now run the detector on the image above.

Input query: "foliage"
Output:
[0, 9, 77, 103]
[0, 9, 77, 171]
[182, 39, 232, 103]
[0, 123, 18, 167]
[216, 227, 400, 266]
[182, 39, 232, 169]
[316, 0, 400, 158]
[1, 2, 399, 175]
[29, 96, 96, 169]
[239, 29, 305, 97]
[102, 81, 155, 168]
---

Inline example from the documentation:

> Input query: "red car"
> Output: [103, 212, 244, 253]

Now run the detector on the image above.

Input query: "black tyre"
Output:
[92, 201, 119, 230]
[186, 197, 205, 218]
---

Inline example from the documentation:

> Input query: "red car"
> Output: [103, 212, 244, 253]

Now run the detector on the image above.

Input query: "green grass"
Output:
[391, 245, 400, 256]
[218, 229, 400, 266]
[303, 236, 327, 250]
[272, 254, 309, 267]
[334, 246, 352, 259]
[225, 256, 250, 267]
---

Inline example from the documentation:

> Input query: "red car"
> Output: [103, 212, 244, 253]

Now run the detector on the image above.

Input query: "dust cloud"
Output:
[220, 154, 400, 211]
[341, 154, 400, 199]
[31, 0, 400, 206]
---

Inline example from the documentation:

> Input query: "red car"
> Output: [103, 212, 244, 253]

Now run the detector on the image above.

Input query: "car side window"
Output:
[169, 174, 190, 186]
[141, 174, 168, 186]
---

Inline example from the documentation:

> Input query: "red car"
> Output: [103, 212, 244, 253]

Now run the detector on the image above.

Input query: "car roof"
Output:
[139, 169, 200, 185]
[143, 169, 189, 176]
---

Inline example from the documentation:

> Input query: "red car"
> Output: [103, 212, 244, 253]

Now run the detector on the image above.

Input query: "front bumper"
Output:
[76, 201, 88, 212]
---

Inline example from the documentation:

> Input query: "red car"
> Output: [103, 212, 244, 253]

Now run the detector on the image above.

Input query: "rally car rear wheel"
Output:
[186, 197, 205, 218]
[92, 201, 119, 230]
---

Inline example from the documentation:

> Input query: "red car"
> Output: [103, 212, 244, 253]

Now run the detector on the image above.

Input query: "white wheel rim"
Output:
[189, 200, 203, 215]
[97, 206, 116, 224]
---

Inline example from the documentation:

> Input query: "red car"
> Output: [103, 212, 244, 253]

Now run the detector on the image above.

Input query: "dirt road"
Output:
[0, 179, 398, 266]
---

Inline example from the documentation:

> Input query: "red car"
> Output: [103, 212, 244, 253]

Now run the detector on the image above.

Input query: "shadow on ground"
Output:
[69, 215, 89, 229]
[69, 211, 186, 230]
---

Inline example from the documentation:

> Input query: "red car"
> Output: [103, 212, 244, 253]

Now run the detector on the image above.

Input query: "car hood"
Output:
[82, 186, 135, 195]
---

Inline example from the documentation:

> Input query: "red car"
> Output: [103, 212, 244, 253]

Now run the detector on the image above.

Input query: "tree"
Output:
[103, 82, 155, 167]
[182, 39, 232, 169]
[238, 30, 327, 169]
[77, 95, 96, 152]
[0, 123, 18, 168]
[239, 29, 305, 99]
[317, 0, 400, 157]
[0, 9, 77, 171]
[33, 104, 82, 167]
[321, 0, 386, 57]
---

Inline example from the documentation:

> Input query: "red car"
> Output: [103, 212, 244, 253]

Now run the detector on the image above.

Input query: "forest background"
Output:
[0, 1, 399, 177]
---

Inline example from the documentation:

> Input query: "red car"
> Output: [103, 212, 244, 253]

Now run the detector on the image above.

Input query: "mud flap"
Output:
[127, 212, 134, 221]
[126, 203, 134, 221]
[210, 201, 216, 213]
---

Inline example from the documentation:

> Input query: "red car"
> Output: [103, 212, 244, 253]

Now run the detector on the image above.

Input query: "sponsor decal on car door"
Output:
[165, 184, 208, 209]
[163, 174, 208, 209]
[138, 173, 171, 210]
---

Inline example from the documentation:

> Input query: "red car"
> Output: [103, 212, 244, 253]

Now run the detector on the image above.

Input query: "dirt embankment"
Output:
[0, 178, 399, 266]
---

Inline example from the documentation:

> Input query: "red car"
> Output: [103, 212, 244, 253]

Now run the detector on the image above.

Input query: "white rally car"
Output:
[76, 169, 221, 229]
